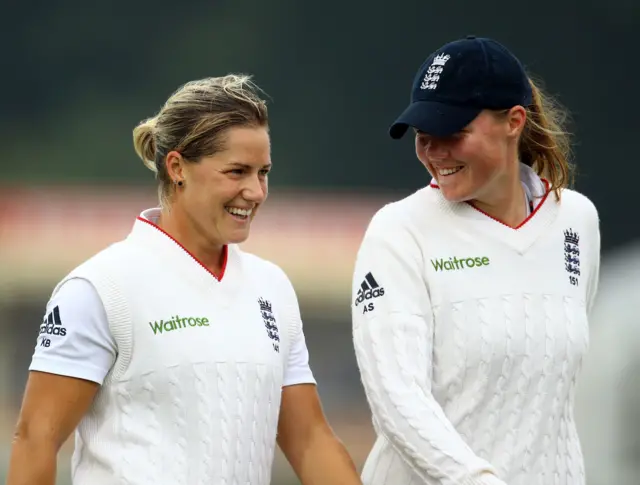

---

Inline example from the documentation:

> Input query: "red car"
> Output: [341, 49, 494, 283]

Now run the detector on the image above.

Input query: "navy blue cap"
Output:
[389, 36, 533, 139]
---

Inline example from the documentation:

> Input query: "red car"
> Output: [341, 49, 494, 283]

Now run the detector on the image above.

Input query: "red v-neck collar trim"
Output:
[428, 179, 551, 230]
[136, 216, 228, 281]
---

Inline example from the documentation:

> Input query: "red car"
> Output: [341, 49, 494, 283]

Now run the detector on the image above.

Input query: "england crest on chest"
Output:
[563, 228, 580, 286]
[258, 297, 280, 353]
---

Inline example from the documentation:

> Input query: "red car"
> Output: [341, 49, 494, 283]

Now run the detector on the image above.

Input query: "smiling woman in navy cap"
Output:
[351, 36, 601, 485]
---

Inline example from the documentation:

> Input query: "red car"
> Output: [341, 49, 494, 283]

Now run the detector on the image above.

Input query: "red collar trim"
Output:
[428, 179, 552, 230]
[136, 216, 228, 281]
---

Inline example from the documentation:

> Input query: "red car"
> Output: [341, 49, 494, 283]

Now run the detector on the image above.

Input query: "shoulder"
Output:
[67, 240, 131, 276]
[49, 277, 105, 316]
[352, 189, 435, 271]
[558, 188, 601, 243]
[50, 241, 132, 302]
[45, 277, 107, 333]
[366, 187, 433, 235]
[237, 248, 290, 283]
[235, 247, 297, 298]
[360, 186, 437, 253]
[559, 188, 600, 223]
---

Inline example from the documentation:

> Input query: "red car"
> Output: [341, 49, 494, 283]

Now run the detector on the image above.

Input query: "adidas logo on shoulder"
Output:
[39, 306, 67, 336]
[355, 272, 385, 308]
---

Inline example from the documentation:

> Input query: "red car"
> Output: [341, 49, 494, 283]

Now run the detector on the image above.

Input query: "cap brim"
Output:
[389, 101, 482, 139]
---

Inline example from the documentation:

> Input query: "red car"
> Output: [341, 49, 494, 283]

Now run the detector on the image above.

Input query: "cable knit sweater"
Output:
[351, 172, 601, 485]
[29, 209, 316, 485]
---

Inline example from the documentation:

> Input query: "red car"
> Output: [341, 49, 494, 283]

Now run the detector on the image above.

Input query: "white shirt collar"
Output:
[139, 207, 161, 224]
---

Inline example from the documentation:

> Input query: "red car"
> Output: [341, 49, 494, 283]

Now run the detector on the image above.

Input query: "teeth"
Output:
[438, 167, 463, 176]
[225, 207, 252, 217]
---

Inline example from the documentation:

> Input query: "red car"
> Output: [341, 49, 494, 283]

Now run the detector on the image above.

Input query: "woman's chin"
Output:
[440, 184, 474, 203]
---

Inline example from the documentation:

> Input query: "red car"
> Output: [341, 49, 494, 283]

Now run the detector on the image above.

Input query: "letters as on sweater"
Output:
[352, 167, 600, 485]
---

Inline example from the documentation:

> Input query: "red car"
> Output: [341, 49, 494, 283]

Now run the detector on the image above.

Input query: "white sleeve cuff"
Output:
[29, 355, 108, 385]
[282, 372, 316, 387]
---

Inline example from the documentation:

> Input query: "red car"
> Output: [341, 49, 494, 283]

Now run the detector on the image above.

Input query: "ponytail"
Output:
[132, 117, 159, 173]
[519, 77, 574, 199]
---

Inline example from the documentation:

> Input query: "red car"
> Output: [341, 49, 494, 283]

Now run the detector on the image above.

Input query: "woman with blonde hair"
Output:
[8, 74, 362, 485]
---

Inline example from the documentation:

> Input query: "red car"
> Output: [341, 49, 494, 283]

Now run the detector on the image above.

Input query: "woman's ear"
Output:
[165, 151, 185, 184]
[507, 105, 527, 139]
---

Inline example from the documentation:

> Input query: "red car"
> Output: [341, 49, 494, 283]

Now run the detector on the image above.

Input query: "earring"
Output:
[175, 180, 183, 187]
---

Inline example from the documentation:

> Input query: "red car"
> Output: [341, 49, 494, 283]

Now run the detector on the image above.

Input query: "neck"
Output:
[470, 174, 528, 228]
[157, 205, 226, 276]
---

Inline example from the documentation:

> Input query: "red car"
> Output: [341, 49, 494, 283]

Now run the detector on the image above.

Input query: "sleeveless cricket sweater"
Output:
[351, 173, 601, 485]
[52, 212, 304, 485]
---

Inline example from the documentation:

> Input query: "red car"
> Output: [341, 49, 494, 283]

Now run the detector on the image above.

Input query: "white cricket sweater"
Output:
[352, 168, 601, 485]
[29, 208, 316, 485]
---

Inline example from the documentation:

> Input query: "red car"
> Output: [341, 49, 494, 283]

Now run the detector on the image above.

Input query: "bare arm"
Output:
[6, 371, 100, 485]
[276, 383, 362, 485]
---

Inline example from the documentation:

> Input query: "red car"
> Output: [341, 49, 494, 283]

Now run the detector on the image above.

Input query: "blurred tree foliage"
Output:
[2, 0, 637, 249]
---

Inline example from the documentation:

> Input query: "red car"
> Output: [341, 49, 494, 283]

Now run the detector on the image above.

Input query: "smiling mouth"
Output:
[225, 206, 253, 220]
[437, 166, 464, 176]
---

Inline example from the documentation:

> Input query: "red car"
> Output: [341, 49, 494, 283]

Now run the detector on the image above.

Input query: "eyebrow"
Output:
[227, 162, 272, 169]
